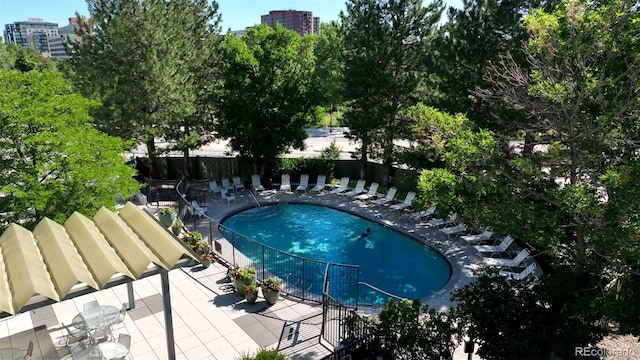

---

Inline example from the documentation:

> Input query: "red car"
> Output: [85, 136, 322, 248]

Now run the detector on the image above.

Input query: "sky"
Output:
[1, 0, 462, 32]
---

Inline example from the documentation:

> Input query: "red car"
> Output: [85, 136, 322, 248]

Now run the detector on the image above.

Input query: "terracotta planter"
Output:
[158, 212, 176, 227]
[263, 290, 280, 305]
[201, 259, 212, 268]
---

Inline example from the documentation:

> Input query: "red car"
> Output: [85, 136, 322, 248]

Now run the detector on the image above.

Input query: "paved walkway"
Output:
[0, 187, 492, 359]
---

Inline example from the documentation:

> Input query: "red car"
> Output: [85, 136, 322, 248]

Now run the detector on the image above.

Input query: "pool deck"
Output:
[0, 188, 492, 359]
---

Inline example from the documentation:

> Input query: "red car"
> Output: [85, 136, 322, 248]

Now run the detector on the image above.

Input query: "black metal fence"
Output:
[321, 293, 381, 359]
[171, 180, 361, 306]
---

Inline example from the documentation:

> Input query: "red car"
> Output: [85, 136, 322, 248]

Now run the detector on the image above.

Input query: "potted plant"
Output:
[261, 276, 281, 305]
[200, 252, 214, 269]
[183, 231, 203, 250]
[233, 266, 256, 296]
[171, 219, 183, 236]
[158, 207, 176, 227]
[244, 283, 258, 304]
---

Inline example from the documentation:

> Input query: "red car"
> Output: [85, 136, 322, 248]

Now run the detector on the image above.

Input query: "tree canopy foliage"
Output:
[66, 0, 222, 178]
[0, 69, 140, 229]
[215, 24, 319, 175]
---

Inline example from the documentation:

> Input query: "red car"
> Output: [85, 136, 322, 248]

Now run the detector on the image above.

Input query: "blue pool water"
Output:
[221, 203, 451, 303]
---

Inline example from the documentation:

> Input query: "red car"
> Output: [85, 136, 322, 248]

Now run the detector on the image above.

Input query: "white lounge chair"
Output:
[474, 236, 514, 254]
[390, 191, 416, 211]
[499, 262, 537, 280]
[222, 178, 233, 193]
[310, 175, 327, 193]
[296, 174, 309, 193]
[280, 174, 291, 192]
[330, 177, 350, 194]
[251, 174, 265, 192]
[409, 205, 436, 221]
[341, 179, 366, 197]
[191, 200, 209, 217]
[439, 223, 468, 239]
[232, 176, 245, 192]
[220, 188, 236, 203]
[208, 180, 222, 199]
[354, 182, 379, 201]
[428, 213, 457, 227]
[461, 230, 493, 244]
[372, 187, 397, 206]
[483, 248, 530, 267]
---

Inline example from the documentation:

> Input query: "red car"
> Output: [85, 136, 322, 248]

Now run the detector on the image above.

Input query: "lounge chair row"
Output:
[250, 174, 327, 193]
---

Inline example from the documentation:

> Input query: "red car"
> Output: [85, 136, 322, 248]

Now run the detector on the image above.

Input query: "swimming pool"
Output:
[221, 203, 451, 304]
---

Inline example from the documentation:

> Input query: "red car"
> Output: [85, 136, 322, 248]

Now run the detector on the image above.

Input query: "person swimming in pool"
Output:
[361, 227, 371, 237]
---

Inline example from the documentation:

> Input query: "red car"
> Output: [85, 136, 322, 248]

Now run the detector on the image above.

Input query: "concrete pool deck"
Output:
[0, 187, 491, 359]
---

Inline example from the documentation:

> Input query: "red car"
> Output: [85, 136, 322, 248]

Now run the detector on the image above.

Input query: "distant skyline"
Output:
[1, 0, 462, 33]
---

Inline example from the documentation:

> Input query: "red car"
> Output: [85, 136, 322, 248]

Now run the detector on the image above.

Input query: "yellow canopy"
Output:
[0, 202, 197, 315]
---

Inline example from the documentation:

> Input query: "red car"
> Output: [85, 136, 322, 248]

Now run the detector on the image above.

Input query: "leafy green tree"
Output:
[377, 298, 461, 359]
[0, 43, 56, 72]
[216, 24, 318, 176]
[67, 0, 221, 179]
[342, 0, 443, 184]
[314, 20, 345, 132]
[0, 70, 140, 229]
[452, 268, 607, 359]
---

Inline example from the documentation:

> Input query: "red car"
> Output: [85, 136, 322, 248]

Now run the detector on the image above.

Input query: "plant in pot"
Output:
[244, 283, 258, 304]
[200, 252, 214, 269]
[158, 207, 176, 227]
[233, 266, 256, 296]
[183, 231, 203, 250]
[170, 219, 183, 236]
[261, 276, 281, 305]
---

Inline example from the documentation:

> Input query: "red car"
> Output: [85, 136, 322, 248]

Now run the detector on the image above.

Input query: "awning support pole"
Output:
[127, 281, 135, 310]
[161, 269, 176, 360]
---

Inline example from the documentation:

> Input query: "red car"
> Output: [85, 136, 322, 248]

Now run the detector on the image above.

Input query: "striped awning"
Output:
[0, 202, 196, 315]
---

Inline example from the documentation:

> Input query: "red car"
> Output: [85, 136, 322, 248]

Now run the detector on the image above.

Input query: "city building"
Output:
[260, 10, 320, 36]
[49, 18, 85, 59]
[3, 18, 59, 56]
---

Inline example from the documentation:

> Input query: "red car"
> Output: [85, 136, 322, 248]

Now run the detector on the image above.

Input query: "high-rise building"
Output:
[49, 18, 85, 59]
[4, 18, 59, 56]
[260, 10, 320, 36]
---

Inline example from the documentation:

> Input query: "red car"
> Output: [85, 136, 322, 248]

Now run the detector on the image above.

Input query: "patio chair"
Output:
[354, 182, 379, 201]
[461, 230, 493, 245]
[439, 223, 468, 240]
[251, 174, 265, 192]
[83, 301, 99, 311]
[221, 178, 233, 193]
[279, 174, 291, 192]
[474, 236, 514, 255]
[232, 176, 245, 192]
[428, 213, 457, 228]
[221, 188, 236, 203]
[208, 180, 222, 199]
[483, 248, 531, 267]
[310, 175, 327, 193]
[113, 334, 131, 360]
[499, 262, 537, 280]
[329, 177, 350, 195]
[111, 303, 127, 328]
[60, 323, 88, 347]
[341, 179, 366, 197]
[409, 205, 436, 221]
[371, 187, 397, 206]
[191, 200, 209, 218]
[296, 174, 309, 193]
[389, 191, 416, 211]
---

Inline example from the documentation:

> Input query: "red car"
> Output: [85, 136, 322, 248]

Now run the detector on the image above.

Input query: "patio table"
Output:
[0, 348, 24, 360]
[72, 305, 120, 331]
